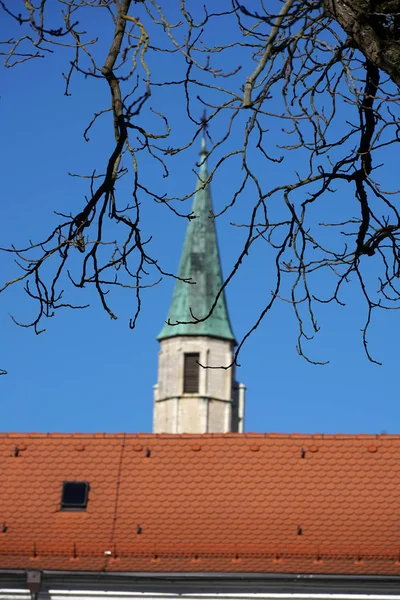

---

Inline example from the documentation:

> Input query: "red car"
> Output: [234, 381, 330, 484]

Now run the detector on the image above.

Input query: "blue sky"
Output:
[1, 2, 399, 434]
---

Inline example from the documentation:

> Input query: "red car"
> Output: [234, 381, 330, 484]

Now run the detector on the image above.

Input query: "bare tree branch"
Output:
[1, 0, 400, 367]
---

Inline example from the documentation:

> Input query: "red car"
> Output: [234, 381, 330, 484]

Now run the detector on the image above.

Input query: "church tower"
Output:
[153, 136, 245, 434]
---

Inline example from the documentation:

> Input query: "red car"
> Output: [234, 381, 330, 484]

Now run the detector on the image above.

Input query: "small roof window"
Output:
[61, 481, 89, 510]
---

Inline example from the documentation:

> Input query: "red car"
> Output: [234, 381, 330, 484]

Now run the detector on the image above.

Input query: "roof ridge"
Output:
[1, 432, 399, 439]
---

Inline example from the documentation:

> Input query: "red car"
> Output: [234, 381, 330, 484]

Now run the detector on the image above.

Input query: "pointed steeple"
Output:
[158, 134, 235, 342]
[153, 130, 245, 434]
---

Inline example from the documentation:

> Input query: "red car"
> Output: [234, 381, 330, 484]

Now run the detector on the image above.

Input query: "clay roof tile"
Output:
[0, 433, 399, 575]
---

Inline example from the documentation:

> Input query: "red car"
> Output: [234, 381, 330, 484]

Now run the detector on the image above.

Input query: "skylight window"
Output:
[61, 481, 89, 510]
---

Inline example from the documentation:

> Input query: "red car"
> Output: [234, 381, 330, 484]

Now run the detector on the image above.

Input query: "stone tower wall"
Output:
[153, 336, 244, 433]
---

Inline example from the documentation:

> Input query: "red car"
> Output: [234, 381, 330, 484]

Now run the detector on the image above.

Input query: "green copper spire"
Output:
[158, 135, 235, 343]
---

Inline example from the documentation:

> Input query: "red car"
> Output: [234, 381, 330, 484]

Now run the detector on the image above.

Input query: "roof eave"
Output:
[157, 331, 237, 345]
[2, 569, 400, 595]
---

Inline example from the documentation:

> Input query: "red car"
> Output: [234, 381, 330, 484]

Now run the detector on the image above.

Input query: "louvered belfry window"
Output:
[183, 353, 200, 393]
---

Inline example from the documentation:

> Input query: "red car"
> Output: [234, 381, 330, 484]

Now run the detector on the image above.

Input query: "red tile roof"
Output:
[0, 433, 399, 575]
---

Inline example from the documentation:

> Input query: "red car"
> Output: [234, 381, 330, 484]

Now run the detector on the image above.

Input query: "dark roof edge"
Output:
[2, 570, 400, 594]
[157, 331, 237, 345]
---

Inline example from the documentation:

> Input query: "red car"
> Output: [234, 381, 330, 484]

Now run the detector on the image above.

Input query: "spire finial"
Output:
[200, 110, 207, 157]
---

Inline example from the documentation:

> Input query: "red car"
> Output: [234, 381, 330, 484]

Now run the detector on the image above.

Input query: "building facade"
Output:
[0, 433, 400, 598]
